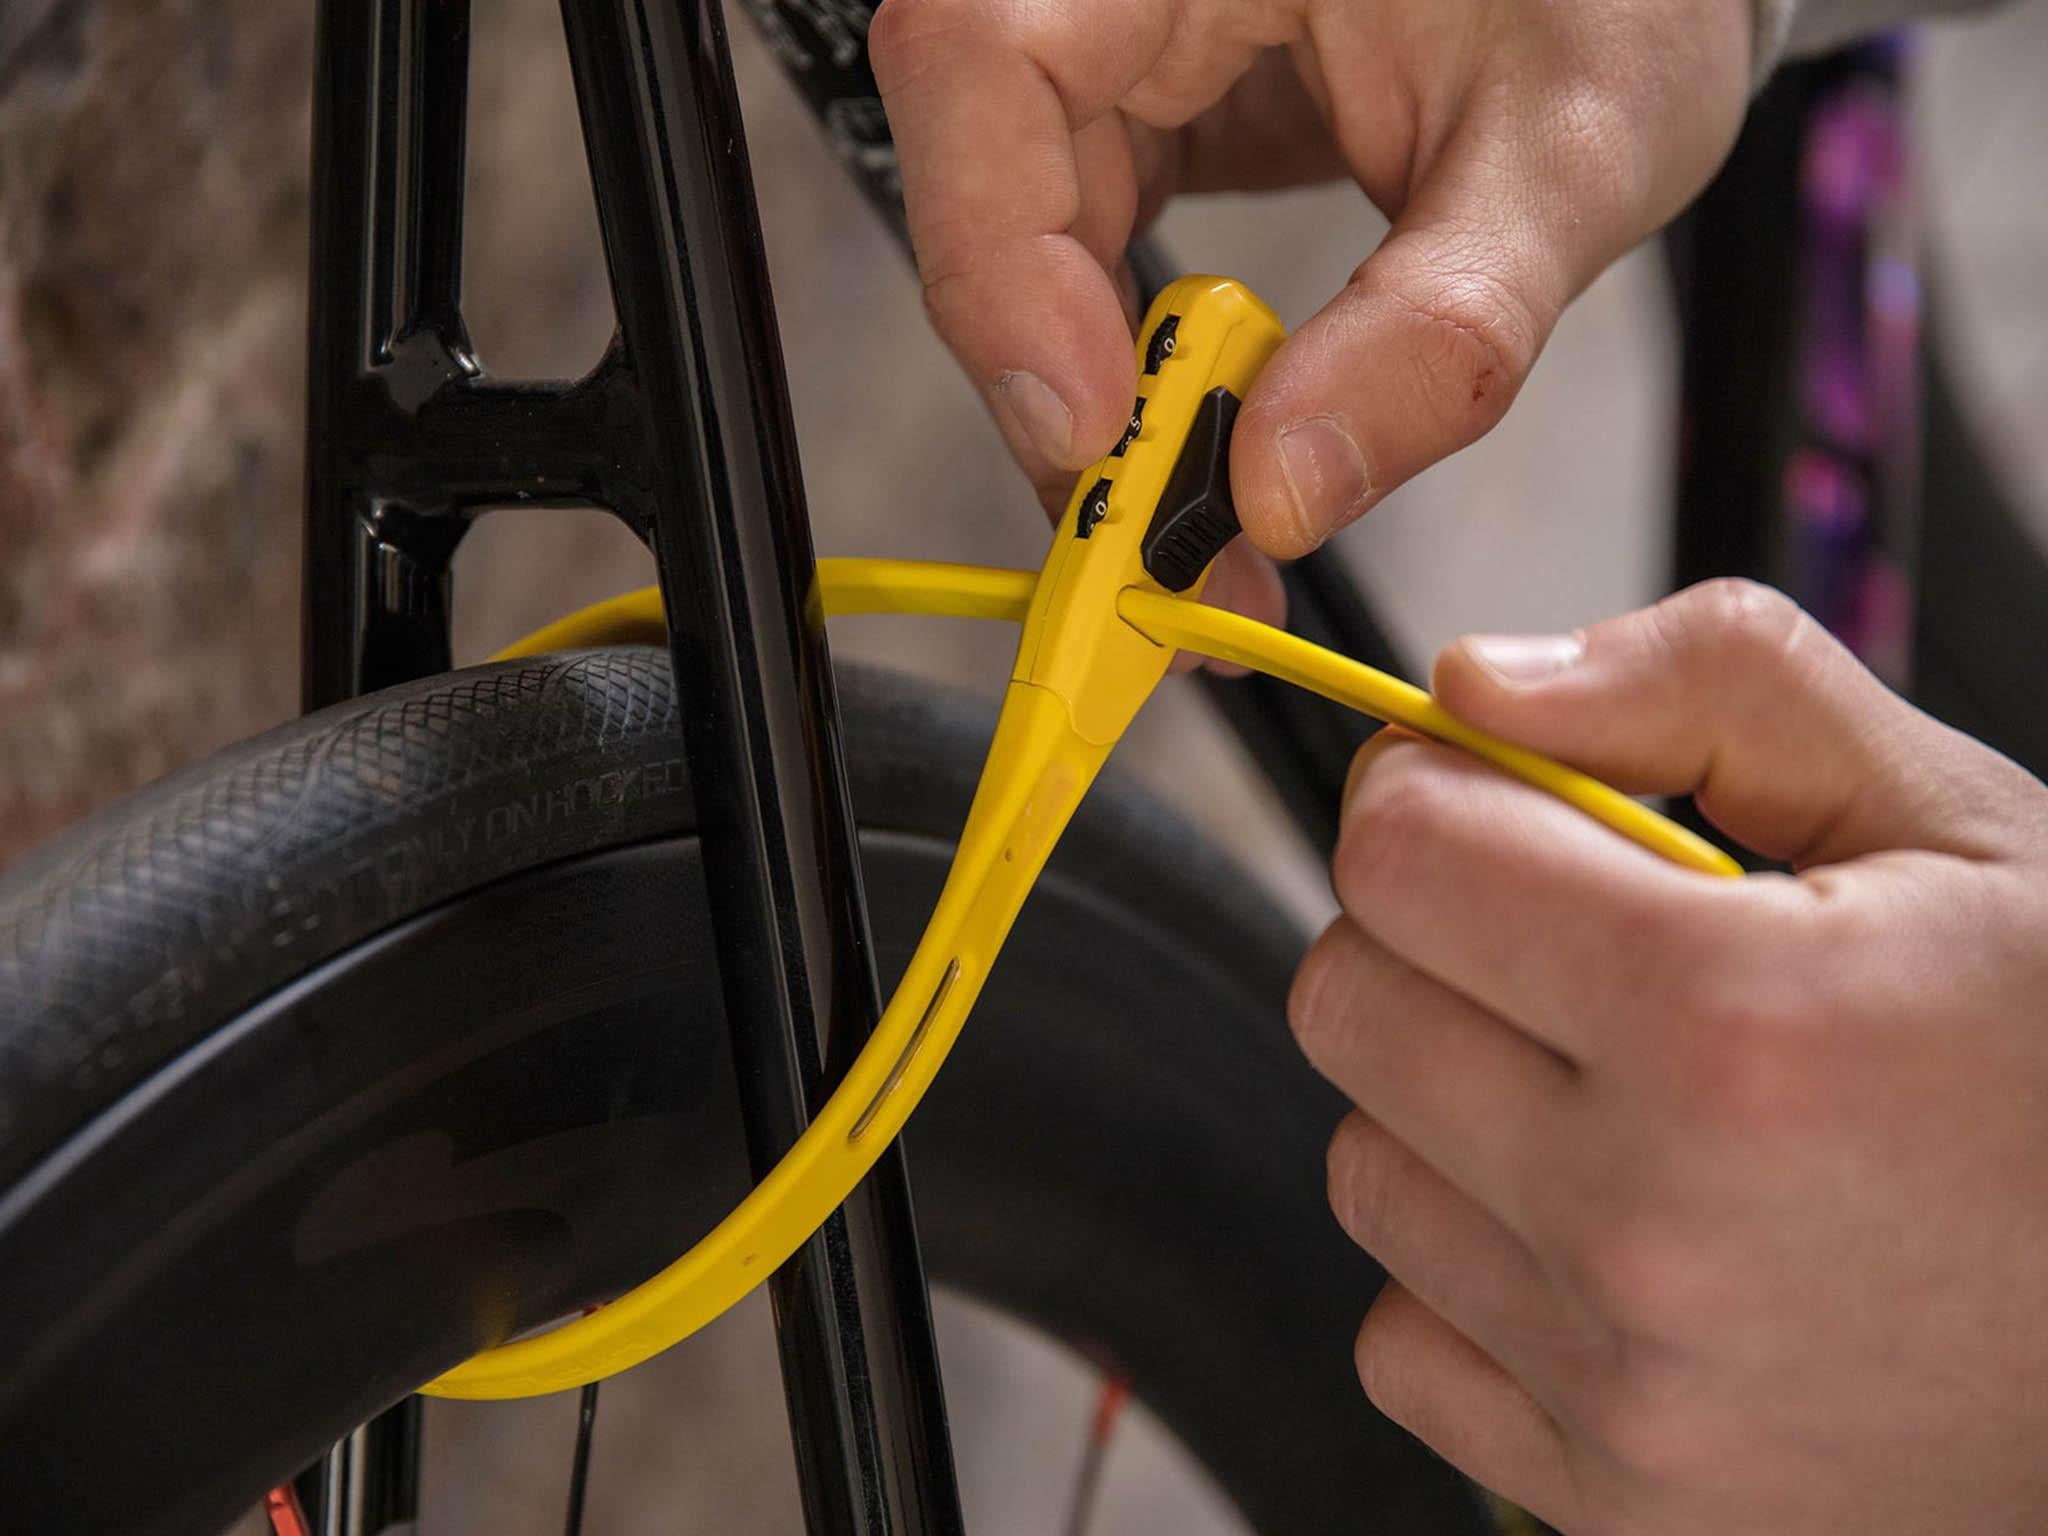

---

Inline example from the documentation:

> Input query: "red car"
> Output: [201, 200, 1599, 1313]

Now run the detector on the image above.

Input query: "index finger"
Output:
[870, 0, 1172, 467]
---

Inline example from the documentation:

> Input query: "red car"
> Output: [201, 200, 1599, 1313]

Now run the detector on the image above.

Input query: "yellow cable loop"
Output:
[446, 560, 1738, 1399]
[442, 276, 1738, 1402]
[493, 563, 1736, 880]
[1114, 588, 1740, 879]
[487, 560, 1036, 661]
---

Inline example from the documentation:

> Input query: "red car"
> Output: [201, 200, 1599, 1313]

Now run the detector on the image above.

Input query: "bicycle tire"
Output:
[0, 648, 1489, 1535]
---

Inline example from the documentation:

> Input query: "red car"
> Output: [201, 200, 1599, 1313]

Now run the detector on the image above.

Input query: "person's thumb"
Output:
[1230, 118, 1574, 557]
[1430, 580, 2028, 869]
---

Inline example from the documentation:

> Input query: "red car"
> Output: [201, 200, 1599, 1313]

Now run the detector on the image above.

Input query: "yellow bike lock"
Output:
[433, 276, 1739, 1400]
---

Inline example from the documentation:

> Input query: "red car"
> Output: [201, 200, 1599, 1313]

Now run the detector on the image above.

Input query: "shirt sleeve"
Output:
[1752, 0, 2003, 84]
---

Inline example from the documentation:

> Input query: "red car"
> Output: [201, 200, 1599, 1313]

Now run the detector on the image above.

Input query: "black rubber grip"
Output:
[1141, 386, 1242, 592]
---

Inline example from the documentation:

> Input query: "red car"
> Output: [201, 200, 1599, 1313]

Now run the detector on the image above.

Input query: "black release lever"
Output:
[1140, 386, 1242, 592]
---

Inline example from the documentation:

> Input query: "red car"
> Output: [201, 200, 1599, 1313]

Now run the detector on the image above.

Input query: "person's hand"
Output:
[868, 0, 1753, 586]
[1291, 580, 2048, 1533]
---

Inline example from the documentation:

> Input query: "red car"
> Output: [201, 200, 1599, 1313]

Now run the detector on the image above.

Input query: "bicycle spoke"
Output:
[319, 1428, 363, 1536]
[1059, 1374, 1129, 1536]
[562, 1381, 601, 1536]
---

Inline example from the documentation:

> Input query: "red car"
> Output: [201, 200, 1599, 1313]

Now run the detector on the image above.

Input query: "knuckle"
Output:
[867, 0, 969, 92]
[1385, 260, 1541, 439]
[1575, 1366, 1700, 1486]
[1286, 923, 1352, 1063]
[1665, 578, 1810, 675]
[1324, 1115, 1392, 1245]
[1532, 77, 1701, 242]
[916, 256, 1004, 343]
[1677, 965, 1825, 1138]
[1352, 1309, 1409, 1415]
[1692, 1014, 1804, 1138]
[918, 263, 971, 324]
[1331, 754, 1451, 920]
[1568, 1213, 1709, 1343]
[1544, 88, 1647, 222]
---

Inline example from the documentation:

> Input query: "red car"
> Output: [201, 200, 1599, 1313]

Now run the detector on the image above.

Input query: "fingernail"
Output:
[1277, 416, 1368, 546]
[1463, 633, 1584, 686]
[993, 370, 1074, 463]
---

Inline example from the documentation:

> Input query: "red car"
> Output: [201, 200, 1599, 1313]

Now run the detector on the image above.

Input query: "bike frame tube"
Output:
[304, 0, 474, 705]
[558, 3, 961, 1529]
[302, 1, 962, 1531]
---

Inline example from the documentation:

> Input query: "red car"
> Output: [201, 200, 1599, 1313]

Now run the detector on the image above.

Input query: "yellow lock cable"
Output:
[437, 276, 1737, 1400]
[811, 557, 1038, 624]
[1115, 590, 1738, 878]
[494, 574, 1736, 880]
[490, 585, 666, 657]
[488, 561, 1037, 661]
